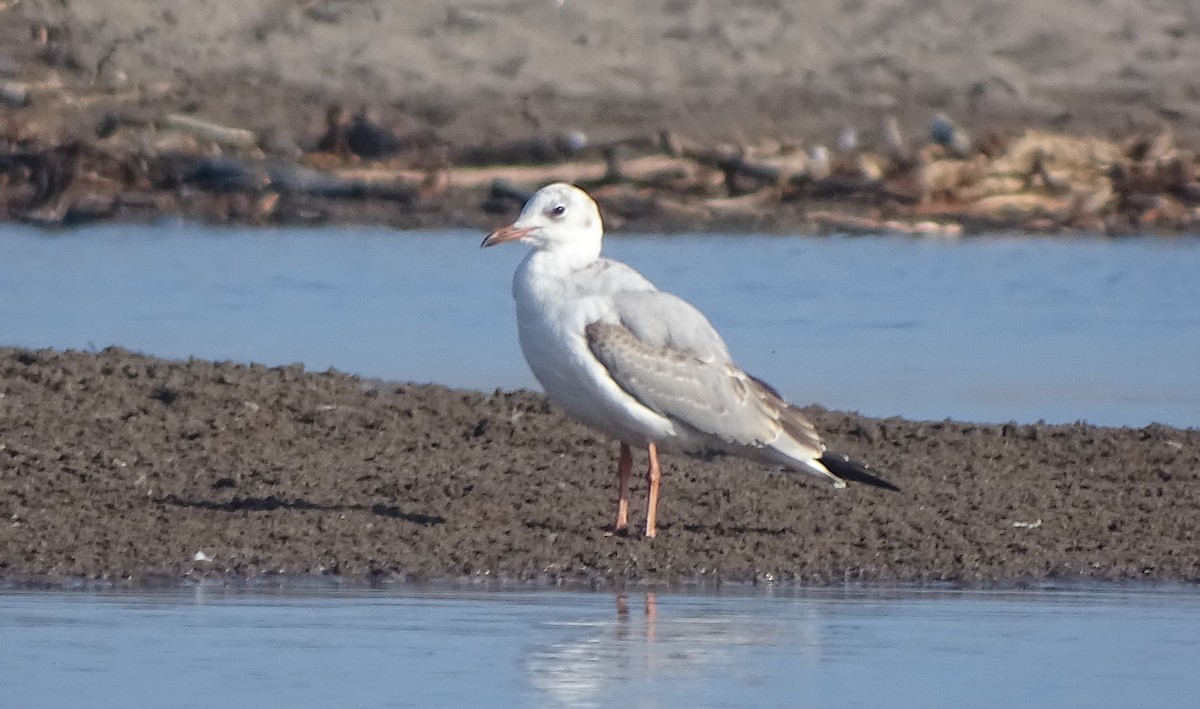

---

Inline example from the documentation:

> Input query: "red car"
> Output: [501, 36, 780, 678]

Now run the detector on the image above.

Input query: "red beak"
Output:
[481, 225, 534, 248]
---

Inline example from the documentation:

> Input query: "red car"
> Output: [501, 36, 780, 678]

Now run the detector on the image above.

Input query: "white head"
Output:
[481, 183, 603, 264]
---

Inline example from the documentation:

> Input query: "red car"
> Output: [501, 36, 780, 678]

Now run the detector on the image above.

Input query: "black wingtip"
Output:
[819, 452, 900, 492]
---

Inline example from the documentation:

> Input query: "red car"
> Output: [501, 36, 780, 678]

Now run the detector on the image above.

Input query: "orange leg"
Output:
[645, 592, 658, 641]
[613, 443, 632, 533]
[645, 442, 662, 538]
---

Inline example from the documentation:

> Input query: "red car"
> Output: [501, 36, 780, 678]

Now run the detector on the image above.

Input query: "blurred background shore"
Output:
[4, 1, 1200, 232]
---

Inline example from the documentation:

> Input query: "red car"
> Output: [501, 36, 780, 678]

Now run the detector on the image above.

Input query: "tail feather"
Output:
[745, 373, 899, 493]
[818, 452, 900, 492]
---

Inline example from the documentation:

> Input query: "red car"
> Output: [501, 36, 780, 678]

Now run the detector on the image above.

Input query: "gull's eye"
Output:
[548, 203, 567, 219]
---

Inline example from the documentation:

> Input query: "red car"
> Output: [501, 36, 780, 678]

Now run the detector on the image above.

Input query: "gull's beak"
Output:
[481, 224, 534, 248]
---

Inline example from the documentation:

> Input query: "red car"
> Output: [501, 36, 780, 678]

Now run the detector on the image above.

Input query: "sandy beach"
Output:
[10, 0, 1200, 145]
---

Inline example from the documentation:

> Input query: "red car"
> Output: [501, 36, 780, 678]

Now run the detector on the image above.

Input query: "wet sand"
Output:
[2, 347, 1197, 587]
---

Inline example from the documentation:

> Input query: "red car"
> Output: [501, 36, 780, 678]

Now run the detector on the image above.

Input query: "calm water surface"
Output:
[2, 223, 1198, 427]
[2, 585, 1198, 709]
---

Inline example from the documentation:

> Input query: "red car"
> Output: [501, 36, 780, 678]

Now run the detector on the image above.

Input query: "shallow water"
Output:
[2, 223, 1198, 426]
[2, 585, 1197, 709]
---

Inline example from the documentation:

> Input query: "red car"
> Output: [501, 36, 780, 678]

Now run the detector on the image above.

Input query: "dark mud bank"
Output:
[2, 347, 1197, 588]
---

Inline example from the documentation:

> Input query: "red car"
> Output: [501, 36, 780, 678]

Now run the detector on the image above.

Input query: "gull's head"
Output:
[481, 183, 603, 259]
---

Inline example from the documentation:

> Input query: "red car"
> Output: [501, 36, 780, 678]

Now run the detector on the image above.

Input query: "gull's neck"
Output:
[525, 239, 603, 277]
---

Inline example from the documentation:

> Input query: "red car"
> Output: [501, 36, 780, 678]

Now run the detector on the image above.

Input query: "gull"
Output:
[483, 183, 898, 537]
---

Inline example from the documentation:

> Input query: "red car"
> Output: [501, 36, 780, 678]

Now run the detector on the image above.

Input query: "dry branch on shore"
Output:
[3, 100, 1200, 233]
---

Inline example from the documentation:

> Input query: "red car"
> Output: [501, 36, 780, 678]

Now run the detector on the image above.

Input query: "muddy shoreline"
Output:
[2, 347, 1197, 588]
[5, 2, 1200, 234]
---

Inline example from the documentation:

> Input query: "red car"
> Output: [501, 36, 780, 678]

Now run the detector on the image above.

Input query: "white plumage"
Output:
[483, 183, 896, 537]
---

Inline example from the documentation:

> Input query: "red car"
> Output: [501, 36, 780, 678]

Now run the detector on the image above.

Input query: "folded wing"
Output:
[585, 317, 827, 472]
[585, 289, 898, 490]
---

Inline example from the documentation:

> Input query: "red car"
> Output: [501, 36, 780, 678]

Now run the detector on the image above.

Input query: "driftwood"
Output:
[0, 143, 129, 226]
[666, 136, 799, 188]
[7, 99, 1200, 233]
[172, 156, 418, 202]
[454, 133, 587, 166]
[809, 211, 964, 238]
[159, 114, 260, 151]
[448, 154, 695, 190]
[703, 188, 781, 215]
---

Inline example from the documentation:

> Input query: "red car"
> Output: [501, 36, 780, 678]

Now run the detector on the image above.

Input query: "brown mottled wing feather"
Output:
[584, 321, 825, 461]
[585, 320, 900, 490]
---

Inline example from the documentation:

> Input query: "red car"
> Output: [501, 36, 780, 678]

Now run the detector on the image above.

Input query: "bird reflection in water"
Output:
[525, 591, 821, 708]
[614, 591, 658, 643]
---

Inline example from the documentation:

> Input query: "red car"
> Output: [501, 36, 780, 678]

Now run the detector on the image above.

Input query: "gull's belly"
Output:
[516, 297, 675, 445]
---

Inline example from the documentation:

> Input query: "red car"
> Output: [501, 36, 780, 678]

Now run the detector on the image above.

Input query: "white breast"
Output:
[512, 252, 676, 445]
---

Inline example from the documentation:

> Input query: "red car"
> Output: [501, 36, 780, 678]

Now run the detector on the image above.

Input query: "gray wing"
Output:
[608, 289, 733, 363]
[585, 317, 826, 464]
[570, 260, 733, 364]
